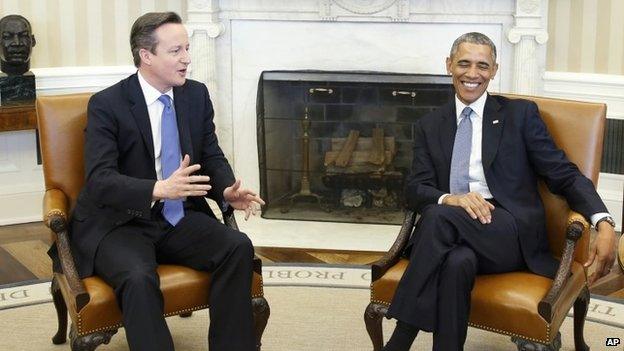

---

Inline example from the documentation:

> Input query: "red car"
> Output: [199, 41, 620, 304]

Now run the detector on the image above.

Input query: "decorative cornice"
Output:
[190, 0, 210, 10]
[186, 23, 224, 39]
[320, 0, 409, 21]
[333, 0, 398, 14]
[507, 28, 548, 44]
[518, 0, 540, 15]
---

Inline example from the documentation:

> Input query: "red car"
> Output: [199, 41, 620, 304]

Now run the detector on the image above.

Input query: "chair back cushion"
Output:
[36, 93, 92, 212]
[497, 94, 606, 262]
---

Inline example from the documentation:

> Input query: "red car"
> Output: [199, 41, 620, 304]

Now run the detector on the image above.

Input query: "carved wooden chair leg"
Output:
[512, 332, 561, 351]
[252, 296, 270, 351]
[573, 286, 590, 351]
[179, 312, 193, 318]
[51, 276, 68, 344]
[364, 302, 387, 351]
[69, 324, 117, 351]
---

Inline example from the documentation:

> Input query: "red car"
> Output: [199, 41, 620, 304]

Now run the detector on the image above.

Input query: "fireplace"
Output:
[257, 71, 453, 224]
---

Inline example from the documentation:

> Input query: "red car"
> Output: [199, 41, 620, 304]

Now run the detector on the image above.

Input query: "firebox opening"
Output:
[257, 70, 453, 225]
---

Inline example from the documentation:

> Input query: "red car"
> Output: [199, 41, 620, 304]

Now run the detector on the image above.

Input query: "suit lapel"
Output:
[481, 94, 504, 172]
[127, 75, 155, 160]
[173, 85, 194, 163]
[439, 99, 457, 168]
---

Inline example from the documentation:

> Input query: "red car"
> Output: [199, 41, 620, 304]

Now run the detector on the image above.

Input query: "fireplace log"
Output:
[331, 137, 396, 155]
[367, 128, 385, 165]
[335, 130, 359, 167]
[325, 151, 394, 170]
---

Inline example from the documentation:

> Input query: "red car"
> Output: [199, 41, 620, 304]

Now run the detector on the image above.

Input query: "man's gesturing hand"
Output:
[443, 192, 495, 224]
[152, 155, 212, 200]
[223, 179, 265, 220]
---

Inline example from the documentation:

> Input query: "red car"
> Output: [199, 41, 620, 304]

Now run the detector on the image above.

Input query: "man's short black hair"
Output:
[450, 32, 497, 63]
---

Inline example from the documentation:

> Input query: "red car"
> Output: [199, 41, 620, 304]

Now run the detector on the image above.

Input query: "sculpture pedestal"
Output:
[0, 72, 36, 106]
[0, 104, 36, 132]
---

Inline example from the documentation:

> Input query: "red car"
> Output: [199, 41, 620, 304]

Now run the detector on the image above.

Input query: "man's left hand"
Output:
[223, 179, 265, 220]
[584, 222, 617, 285]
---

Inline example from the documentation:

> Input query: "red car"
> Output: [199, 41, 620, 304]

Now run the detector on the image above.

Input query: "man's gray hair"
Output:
[449, 32, 497, 63]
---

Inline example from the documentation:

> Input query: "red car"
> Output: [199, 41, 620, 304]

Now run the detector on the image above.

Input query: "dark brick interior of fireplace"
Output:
[257, 71, 454, 224]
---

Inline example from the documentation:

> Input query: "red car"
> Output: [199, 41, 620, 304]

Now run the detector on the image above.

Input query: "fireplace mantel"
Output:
[185, 0, 549, 193]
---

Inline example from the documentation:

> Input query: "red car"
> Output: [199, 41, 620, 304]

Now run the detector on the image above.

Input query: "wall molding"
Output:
[543, 71, 624, 120]
[32, 65, 136, 94]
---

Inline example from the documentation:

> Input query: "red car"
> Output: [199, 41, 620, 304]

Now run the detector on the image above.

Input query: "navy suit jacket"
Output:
[406, 94, 607, 278]
[69, 73, 235, 278]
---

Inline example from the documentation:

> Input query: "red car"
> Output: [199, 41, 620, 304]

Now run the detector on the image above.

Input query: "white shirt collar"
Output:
[137, 70, 174, 106]
[454, 91, 487, 123]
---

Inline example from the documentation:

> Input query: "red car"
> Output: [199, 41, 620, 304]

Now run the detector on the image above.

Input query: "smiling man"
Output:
[381, 32, 616, 351]
[65, 12, 262, 351]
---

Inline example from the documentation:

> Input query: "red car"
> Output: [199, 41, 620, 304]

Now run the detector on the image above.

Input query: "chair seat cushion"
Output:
[58, 264, 264, 336]
[372, 258, 586, 343]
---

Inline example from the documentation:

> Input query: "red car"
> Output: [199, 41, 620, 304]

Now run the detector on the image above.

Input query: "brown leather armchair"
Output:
[364, 94, 606, 351]
[37, 93, 270, 351]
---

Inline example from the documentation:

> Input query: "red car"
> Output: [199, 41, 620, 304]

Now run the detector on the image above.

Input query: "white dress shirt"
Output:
[138, 71, 174, 181]
[438, 93, 492, 203]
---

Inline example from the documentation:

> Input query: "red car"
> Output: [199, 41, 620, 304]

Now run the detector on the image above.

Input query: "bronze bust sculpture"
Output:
[0, 14, 36, 76]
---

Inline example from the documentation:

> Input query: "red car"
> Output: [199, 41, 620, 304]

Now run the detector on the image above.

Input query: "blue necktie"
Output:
[158, 95, 184, 226]
[449, 106, 473, 194]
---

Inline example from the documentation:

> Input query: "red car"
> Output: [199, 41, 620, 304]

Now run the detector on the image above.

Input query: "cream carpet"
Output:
[0, 286, 622, 351]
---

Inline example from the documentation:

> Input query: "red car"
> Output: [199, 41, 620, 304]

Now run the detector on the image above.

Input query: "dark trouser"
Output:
[386, 204, 525, 351]
[93, 206, 255, 351]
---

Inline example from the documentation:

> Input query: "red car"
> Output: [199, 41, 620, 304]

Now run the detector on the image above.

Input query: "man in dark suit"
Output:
[69, 12, 262, 351]
[382, 32, 617, 351]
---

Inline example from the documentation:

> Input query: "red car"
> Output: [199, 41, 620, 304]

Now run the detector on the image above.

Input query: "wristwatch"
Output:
[595, 216, 616, 228]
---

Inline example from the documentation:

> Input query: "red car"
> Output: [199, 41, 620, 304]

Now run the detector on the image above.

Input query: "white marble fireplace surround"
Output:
[2, 1, 622, 251]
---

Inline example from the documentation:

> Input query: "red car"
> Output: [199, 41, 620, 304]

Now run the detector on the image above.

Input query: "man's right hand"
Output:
[443, 192, 495, 224]
[152, 154, 212, 200]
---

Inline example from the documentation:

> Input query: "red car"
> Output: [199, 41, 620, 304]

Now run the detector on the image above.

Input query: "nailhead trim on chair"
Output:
[370, 286, 552, 345]
[467, 321, 550, 344]
[77, 304, 206, 336]
[252, 278, 264, 298]
[45, 209, 66, 225]
[76, 279, 265, 336]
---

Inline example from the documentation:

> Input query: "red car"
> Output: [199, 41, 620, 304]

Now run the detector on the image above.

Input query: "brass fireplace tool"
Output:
[281, 106, 325, 213]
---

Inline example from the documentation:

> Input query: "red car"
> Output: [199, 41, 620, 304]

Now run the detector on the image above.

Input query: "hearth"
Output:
[257, 71, 453, 224]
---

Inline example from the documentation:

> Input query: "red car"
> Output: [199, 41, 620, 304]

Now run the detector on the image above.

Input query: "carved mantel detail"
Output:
[320, 0, 409, 21]
[191, 0, 210, 9]
[518, 0, 540, 15]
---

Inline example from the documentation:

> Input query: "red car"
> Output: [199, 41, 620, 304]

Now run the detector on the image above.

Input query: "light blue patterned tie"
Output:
[449, 106, 473, 194]
[158, 95, 184, 226]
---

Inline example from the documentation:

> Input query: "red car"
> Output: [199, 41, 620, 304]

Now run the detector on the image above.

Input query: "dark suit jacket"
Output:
[70, 73, 235, 278]
[406, 94, 607, 278]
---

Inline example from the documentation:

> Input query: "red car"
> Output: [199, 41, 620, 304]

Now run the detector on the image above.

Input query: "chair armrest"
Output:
[537, 211, 589, 322]
[370, 210, 417, 282]
[223, 211, 263, 276]
[43, 188, 69, 227]
[43, 189, 90, 311]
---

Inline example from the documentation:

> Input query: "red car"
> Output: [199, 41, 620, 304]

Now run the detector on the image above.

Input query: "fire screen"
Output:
[257, 71, 453, 224]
